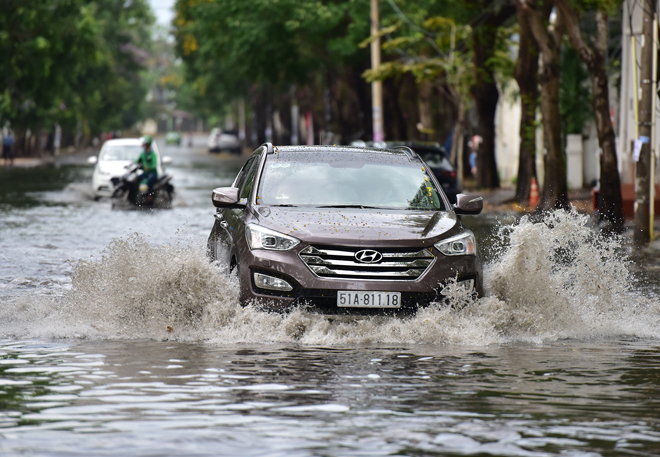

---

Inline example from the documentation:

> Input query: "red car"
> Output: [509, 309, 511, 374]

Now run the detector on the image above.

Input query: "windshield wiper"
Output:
[272, 204, 297, 207]
[318, 205, 385, 209]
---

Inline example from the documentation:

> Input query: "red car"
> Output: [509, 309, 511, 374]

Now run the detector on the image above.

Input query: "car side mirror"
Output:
[212, 187, 244, 208]
[162, 155, 173, 165]
[87, 156, 98, 165]
[453, 194, 483, 215]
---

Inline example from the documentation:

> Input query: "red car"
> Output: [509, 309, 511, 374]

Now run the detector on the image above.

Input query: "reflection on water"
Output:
[2, 340, 660, 456]
[0, 166, 91, 208]
[2, 144, 660, 455]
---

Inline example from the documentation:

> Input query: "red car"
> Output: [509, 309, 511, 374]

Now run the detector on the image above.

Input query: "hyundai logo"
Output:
[355, 249, 383, 264]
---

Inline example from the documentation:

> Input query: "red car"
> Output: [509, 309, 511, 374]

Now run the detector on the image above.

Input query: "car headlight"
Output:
[435, 230, 476, 256]
[246, 224, 301, 251]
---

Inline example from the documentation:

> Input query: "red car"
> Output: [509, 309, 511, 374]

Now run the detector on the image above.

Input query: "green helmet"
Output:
[141, 135, 153, 146]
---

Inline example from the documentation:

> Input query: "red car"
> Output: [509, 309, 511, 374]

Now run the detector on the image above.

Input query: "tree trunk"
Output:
[382, 78, 405, 141]
[519, 0, 569, 210]
[454, 107, 466, 191]
[472, 79, 501, 188]
[539, 62, 569, 210]
[468, 1, 514, 189]
[634, 0, 655, 242]
[347, 65, 372, 141]
[557, 1, 624, 233]
[470, 27, 501, 189]
[514, 2, 539, 204]
[417, 79, 434, 140]
[251, 86, 268, 147]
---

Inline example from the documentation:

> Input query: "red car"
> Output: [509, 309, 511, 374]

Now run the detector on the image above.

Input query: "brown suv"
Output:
[207, 143, 483, 314]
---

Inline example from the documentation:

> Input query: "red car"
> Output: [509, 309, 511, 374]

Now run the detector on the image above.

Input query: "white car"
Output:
[207, 127, 241, 154]
[88, 138, 170, 200]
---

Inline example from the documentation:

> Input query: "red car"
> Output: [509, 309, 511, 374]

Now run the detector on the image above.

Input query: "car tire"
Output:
[230, 256, 248, 307]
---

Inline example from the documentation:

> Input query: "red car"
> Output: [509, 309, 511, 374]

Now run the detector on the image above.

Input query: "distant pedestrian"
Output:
[468, 134, 481, 177]
[2, 131, 15, 166]
[469, 150, 477, 177]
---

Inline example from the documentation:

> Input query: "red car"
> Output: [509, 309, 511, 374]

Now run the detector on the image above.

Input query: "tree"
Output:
[467, 0, 516, 189]
[361, 15, 475, 151]
[0, 0, 154, 152]
[514, 1, 540, 204]
[0, 1, 97, 138]
[516, 0, 570, 210]
[76, 0, 155, 135]
[174, 0, 372, 145]
[556, 0, 624, 233]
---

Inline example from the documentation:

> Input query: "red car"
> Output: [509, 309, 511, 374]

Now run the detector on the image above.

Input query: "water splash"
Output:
[483, 210, 660, 341]
[1, 211, 659, 345]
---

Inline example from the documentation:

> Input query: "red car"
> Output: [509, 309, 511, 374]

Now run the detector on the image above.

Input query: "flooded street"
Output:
[2, 139, 660, 456]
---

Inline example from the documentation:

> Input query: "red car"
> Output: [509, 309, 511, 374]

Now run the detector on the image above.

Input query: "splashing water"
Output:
[1, 211, 659, 345]
[483, 210, 660, 341]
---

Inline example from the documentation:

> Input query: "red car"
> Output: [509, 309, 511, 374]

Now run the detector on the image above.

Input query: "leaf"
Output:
[358, 22, 401, 48]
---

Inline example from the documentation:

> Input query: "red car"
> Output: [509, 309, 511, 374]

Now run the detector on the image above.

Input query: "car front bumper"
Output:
[238, 246, 482, 314]
[93, 175, 115, 198]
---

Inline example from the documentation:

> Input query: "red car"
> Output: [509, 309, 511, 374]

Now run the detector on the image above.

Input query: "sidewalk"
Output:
[2, 149, 95, 168]
[1, 157, 44, 168]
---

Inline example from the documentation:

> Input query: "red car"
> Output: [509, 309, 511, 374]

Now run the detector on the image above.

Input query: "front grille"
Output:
[299, 245, 434, 281]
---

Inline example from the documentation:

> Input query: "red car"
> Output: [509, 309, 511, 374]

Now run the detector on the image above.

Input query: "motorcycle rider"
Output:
[135, 135, 158, 195]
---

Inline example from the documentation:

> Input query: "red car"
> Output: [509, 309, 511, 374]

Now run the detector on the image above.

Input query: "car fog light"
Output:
[457, 279, 475, 292]
[254, 273, 293, 292]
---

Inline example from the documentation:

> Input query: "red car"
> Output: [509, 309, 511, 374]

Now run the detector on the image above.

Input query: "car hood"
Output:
[97, 160, 133, 177]
[254, 207, 459, 245]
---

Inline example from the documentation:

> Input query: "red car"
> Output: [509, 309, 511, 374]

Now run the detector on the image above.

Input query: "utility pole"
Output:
[635, 0, 655, 244]
[370, 0, 384, 142]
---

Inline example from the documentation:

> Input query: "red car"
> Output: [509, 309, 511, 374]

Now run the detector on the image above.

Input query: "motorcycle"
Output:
[110, 163, 174, 209]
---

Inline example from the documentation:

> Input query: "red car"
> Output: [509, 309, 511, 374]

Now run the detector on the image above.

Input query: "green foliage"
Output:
[174, 0, 366, 106]
[0, 0, 154, 136]
[361, 1, 478, 114]
[570, 0, 625, 15]
[0, 0, 96, 127]
[560, 46, 592, 135]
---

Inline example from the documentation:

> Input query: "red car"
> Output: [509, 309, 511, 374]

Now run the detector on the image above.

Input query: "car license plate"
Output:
[337, 291, 401, 308]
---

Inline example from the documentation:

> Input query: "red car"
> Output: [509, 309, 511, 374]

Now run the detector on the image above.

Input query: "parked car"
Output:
[165, 131, 182, 145]
[351, 140, 461, 203]
[392, 142, 460, 203]
[207, 128, 241, 154]
[88, 138, 171, 200]
[207, 143, 483, 315]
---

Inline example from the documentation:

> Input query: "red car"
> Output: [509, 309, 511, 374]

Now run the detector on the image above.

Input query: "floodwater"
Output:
[1, 138, 660, 456]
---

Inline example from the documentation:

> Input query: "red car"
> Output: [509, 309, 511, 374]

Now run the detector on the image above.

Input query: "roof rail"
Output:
[390, 145, 417, 160]
[261, 142, 274, 154]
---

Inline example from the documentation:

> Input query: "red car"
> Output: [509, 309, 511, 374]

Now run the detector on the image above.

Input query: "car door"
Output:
[224, 152, 262, 255]
[211, 153, 260, 264]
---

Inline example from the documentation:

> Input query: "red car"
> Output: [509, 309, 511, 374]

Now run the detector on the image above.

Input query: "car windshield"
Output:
[101, 145, 143, 161]
[258, 153, 446, 210]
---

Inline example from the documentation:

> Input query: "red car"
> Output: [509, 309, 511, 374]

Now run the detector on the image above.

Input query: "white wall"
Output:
[494, 84, 521, 185]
